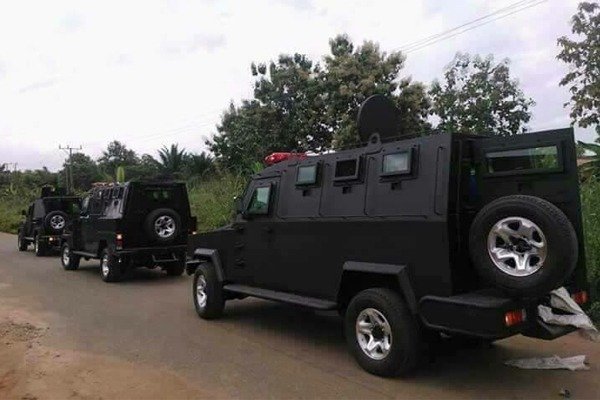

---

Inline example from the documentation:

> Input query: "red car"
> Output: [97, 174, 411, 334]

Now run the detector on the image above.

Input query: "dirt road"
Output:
[0, 232, 598, 399]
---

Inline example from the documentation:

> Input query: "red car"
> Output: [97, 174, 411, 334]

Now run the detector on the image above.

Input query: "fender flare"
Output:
[189, 248, 224, 282]
[341, 261, 418, 314]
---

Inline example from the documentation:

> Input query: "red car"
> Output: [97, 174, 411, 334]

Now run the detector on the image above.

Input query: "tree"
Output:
[557, 2, 600, 136]
[323, 35, 431, 146]
[126, 154, 160, 181]
[208, 35, 432, 173]
[577, 141, 600, 180]
[430, 53, 535, 136]
[157, 144, 187, 177]
[63, 153, 102, 191]
[97, 141, 139, 178]
[185, 152, 214, 178]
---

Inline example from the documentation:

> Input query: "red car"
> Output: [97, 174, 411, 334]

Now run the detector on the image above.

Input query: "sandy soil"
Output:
[0, 305, 207, 400]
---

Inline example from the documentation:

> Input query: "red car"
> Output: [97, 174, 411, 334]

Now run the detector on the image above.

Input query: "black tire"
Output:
[17, 232, 28, 251]
[100, 248, 122, 282]
[345, 288, 421, 377]
[44, 210, 68, 234]
[469, 195, 578, 297]
[34, 236, 46, 257]
[60, 243, 80, 271]
[166, 259, 185, 276]
[144, 208, 181, 244]
[192, 262, 224, 319]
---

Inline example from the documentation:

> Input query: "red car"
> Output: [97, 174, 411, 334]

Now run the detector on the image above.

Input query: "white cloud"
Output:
[0, 0, 595, 170]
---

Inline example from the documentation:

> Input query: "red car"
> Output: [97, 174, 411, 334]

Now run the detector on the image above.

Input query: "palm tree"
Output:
[577, 141, 600, 181]
[158, 144, 187, 176]
[185, 152, 214, 178]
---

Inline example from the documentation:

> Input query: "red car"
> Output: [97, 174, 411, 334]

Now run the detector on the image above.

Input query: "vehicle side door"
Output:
[80, 192, 103, 254]
[233, 177, 279, 287]
[23, 204, 35, 237]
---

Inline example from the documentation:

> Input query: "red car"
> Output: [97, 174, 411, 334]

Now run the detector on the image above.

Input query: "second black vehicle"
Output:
[60, 181, 196, 282]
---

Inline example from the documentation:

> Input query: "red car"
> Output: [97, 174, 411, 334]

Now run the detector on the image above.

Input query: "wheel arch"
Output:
[188, 248, 224, 282]
[337, 262, 417, 314]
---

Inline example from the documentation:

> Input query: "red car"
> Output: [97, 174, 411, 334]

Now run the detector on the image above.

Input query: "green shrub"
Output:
[580, 179, 600, 319]
[0, 193, 32, 234]
[188, 173, 247, 232]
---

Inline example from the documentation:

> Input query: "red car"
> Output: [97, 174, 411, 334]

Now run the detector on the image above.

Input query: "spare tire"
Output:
[44, 210, 68, 234]
[469, 195, 578, 297]
[144, 208, 181, 244]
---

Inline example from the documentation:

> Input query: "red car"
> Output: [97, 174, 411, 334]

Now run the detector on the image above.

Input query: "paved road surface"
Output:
[0, 232, 598, 399]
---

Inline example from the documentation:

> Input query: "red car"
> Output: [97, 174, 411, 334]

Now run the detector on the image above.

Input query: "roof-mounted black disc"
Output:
[357, 95, 399, 143]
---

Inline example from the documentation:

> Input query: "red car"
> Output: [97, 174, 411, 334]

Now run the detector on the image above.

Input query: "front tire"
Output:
[345, 288, 421, 377]
[61, 243, 80, 271]
[193, 262, 224, 319]
[100, 249, 122, 282]
[17, 233, 28, 251]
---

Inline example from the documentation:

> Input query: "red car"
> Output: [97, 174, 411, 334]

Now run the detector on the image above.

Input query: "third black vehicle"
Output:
[60, 181, 196, 282]
[187, 95, 589, 377]
[18, 187, 81, 256]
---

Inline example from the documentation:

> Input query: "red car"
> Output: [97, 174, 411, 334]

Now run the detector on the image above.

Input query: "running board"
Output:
[72, 251, 97, 258]
[223, 284, 337, 310]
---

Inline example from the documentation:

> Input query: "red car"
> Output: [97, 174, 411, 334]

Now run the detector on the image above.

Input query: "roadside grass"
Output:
[0, 193, 30, 234]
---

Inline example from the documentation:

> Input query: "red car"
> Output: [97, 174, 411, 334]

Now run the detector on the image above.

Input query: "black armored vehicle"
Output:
[18, 187, 81, 256]
[187, 96, 589, 376]
[60, 181, 196, 282]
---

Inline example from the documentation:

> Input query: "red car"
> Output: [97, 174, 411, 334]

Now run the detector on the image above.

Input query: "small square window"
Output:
[247, 186, 271, 215]
[296, 165, 318, 186]
[334, 159, 359, 181]
[382, 151, 411, 175]
[486, 146, 560, 174]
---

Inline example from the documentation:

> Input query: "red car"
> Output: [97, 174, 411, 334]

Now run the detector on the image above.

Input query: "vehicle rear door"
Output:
[471, 127, 586, 283]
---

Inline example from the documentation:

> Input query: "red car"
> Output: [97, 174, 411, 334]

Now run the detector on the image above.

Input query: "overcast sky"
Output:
[0, 0, 594, 171]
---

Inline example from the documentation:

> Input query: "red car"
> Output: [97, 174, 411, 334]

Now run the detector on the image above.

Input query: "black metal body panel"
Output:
[64, 181, 193, 264]
[189, 128, 588, 339]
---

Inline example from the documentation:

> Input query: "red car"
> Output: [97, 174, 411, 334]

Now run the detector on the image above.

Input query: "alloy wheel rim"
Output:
[196, 275, 207, 308]
[50, 215, 66, 230]
[62, 246, 70, 265]
[356, 308, 393, 360]
[487, 216, 547, 277]
[154, 216, 175, 238]
[101, 255, 110, 277]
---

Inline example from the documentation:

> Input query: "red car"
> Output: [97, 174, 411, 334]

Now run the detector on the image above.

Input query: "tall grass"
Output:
[580, 180, 600, 320]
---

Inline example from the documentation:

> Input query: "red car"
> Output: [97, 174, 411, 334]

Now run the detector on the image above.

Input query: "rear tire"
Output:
[469, 195, 578, 297]
[193, 262, 224, 319]
[34, 236, 46, 257]
[345, 288, 421, 377]
[100, 248, 122, 282]
[60, 243, 80, 271]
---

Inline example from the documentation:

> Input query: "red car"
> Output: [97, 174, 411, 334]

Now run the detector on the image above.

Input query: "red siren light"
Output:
[264, 152, 307, 166]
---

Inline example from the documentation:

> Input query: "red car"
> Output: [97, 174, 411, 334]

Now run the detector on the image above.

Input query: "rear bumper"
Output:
[419, 287, 583, 340]
[38, 235, 62, 247]
[115, 245, 187, 263]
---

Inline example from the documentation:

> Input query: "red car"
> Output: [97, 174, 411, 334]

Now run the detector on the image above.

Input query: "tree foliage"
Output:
[577, 141, 600, 180]
[208, 35, 432, 173]
[97, 140, 139, 178]
[63, 153, 103, 190]
[158, 144, 187, 176]
[429, 53, 534, 136]
[557, 2, 600, 135]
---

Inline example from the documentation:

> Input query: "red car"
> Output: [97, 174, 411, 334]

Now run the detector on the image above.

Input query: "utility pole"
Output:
[59, 145, 82, 194]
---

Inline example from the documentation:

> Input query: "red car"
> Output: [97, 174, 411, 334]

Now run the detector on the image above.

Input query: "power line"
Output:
[59, 145, 82, 194]
[399, 0, 534, 52]
[399, 0, 548, 54]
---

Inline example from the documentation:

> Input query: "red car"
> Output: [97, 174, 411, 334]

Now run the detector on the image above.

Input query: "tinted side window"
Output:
[486, 145, 561, 174]
[247, 186, 271, 215]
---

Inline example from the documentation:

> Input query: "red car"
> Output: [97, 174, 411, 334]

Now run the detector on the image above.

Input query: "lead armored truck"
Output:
[187, 96, 589, 376]
[18, 187, 81, 256]
[61, 181, 196, 282]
